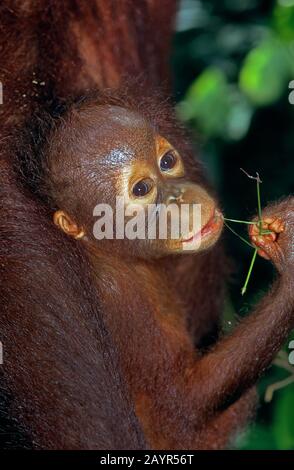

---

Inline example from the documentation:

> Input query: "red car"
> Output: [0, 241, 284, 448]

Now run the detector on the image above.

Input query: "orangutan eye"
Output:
[160, 151, 176, 172]
[132, 179, 153, 197]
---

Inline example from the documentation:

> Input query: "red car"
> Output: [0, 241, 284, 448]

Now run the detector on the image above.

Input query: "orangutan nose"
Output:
[166, 186, 185, 204]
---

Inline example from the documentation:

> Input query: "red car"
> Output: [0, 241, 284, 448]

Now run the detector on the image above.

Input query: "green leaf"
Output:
[237, 424, 277, 450]
[273, 386, 294, 449]
[273, 4, 294, 42]
[239, 40, 290, 106]
[179, 68, 230, 138]
[225, 90, 253, 140]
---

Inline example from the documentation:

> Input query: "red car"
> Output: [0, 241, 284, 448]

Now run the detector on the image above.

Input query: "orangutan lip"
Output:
[182, 209, 222, 243]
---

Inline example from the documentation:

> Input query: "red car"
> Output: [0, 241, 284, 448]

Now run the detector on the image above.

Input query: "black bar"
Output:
[0, 450, 294, 468]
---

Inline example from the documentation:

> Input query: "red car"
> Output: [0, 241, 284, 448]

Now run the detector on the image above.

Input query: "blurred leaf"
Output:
[225, 89, 253, 140]
[273, 386, 294, 449]
[237, 424, 276, 450]
[239, 39, 290, 105]
[179, 68, 231, 137]
[222, 0, 259, 12]
[216, 24, 269, 56]
[273, 3, 294, 41]
[175, 0, 210, 32]
[179, 70, 253, 141]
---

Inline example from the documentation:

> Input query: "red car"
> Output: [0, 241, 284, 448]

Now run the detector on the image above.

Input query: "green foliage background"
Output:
[171, 0, 294, 450]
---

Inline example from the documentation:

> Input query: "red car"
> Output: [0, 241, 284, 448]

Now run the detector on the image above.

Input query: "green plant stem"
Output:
[241, 249, 258, 296]
[223, 218, 256, 225]
[225, 171, 271, 295]
[223, 219, 272, 235]
[241, 173, 263, 295]
[256, 175, 262, 232]
[224, 222, 255, 249]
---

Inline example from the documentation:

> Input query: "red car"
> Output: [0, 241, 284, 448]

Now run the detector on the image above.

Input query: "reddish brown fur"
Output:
[0, 0, 294, 450]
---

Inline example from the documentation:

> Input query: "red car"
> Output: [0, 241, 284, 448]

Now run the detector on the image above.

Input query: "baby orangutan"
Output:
[30, 97, 294, 449]
[49, 101, 224, 256]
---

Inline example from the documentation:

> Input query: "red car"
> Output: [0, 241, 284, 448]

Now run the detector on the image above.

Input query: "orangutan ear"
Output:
[53, 210, 85, 240]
